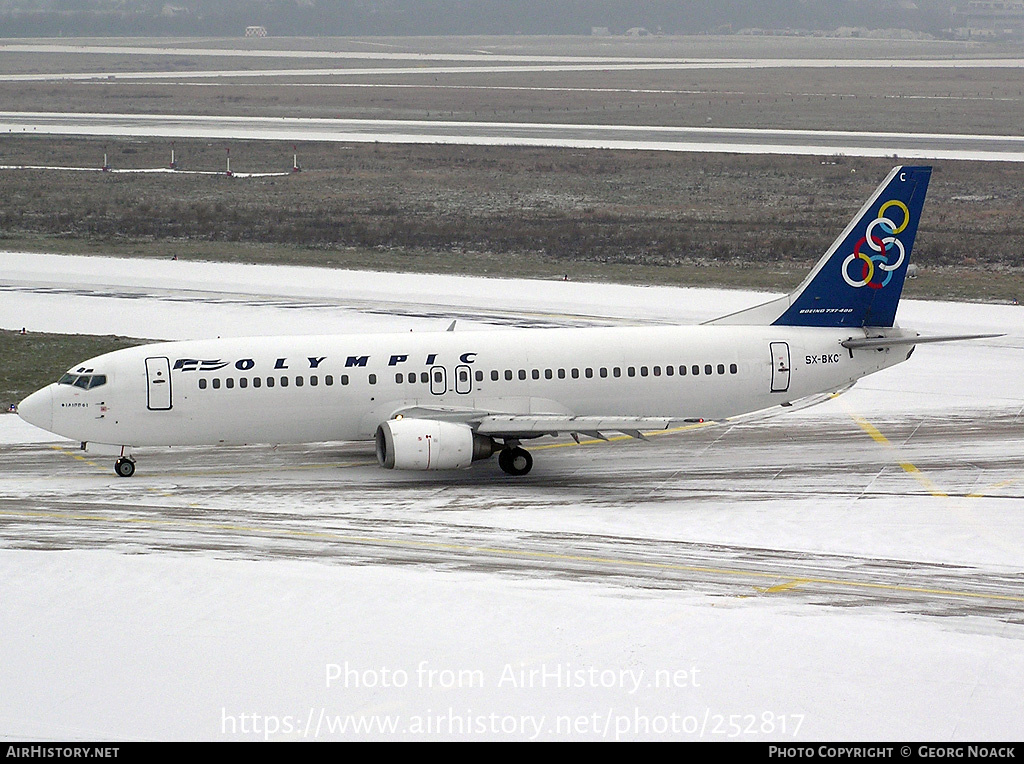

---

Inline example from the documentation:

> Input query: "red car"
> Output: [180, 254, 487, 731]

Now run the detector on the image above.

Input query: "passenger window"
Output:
[491, 370, 499, 381]
[324, 375, 332, 386]
[571, 368, 579, 379]
[705, 365, 713, 375]
[692, 365, 699, 376]
[505, 370, 513, 381]
[421, 372, 429, 383]
[717, 364, 725, 375]
[240, 378, 248, 389]
[199, 378, 207, 390]
[280, 376, 289, 387]
[267, 377, 275, 387]
[558, 369, 566, 379]
[518, 370, 527, 380]
[531, 369, 539, 380]
[369, 374, 377, 385]
[613, 367, 621, 378]
[253, 377, 262, 388]
[599, 368, 607, 378]
[585, 368, 593, 378]
[212, 379, 221, 389]
[409, 373, 418, 383]
[396, 373, 404, 383]
[340, 375, 348, 385]
[679, 365, 686, 376]
[665, 366, 673, 376]
[653, 366, 661, 376]
[310, 376, 318, 386]
[730, 364, 738, 374]
[475, 371, 483, 382]
[296, 376, 304, 386]
[640, 366, 648, 377]
[545, 369, 553, 379]
[627, 367, 635, 377]
[226, 378, 234, 389]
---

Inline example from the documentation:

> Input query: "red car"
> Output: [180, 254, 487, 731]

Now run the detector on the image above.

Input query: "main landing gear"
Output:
[497, 446, 533, 476]
[114, 456, 136, 478]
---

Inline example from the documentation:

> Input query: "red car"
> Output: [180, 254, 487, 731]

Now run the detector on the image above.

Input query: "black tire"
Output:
[498, 446, 533, 476]
[114, 458, 136, 478]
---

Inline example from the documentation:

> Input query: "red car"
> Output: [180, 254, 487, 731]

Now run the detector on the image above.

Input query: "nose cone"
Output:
[18, 385, 53, 433]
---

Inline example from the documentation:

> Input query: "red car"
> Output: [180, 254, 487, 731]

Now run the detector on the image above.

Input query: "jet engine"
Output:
[375, 418, 498, 470]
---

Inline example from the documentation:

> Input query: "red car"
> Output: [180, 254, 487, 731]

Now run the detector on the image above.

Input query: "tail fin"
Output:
[708, 166, 931, 328]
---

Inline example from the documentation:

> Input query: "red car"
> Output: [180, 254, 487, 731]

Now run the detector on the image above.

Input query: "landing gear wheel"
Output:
[498, 446, 533, 476]
[114, 457, 136, 478]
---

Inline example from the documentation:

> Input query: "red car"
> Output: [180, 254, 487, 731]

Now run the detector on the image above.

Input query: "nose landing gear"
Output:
[114, 456, 136, 478]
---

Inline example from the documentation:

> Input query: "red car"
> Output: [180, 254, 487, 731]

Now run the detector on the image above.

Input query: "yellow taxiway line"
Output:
[839, 407, 949, 498]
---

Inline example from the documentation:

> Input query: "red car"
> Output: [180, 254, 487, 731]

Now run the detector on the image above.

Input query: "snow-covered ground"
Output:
[1, 251, 1022, 741]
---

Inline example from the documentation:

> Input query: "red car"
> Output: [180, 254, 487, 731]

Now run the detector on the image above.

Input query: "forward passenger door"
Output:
[145, 357, 173, 410]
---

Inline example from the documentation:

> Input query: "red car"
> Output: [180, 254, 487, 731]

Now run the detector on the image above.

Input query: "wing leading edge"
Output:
[388, 386, 850, 443]
[390, 405, 686, 440]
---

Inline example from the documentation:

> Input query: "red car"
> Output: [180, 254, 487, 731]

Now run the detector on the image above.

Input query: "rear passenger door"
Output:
[770, 342, 791, 393]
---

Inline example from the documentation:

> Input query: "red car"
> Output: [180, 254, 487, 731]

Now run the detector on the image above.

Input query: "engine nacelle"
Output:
[375, 418, 498, 470]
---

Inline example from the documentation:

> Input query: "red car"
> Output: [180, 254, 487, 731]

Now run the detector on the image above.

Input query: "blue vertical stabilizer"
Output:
[708, 166, 931, 328]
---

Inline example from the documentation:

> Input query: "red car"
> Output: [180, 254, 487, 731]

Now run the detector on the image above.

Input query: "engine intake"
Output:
[375, 418, 498, 470]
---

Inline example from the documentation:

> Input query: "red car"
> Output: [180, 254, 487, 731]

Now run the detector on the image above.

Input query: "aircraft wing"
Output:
[388, 404, 689, 440]
[388, 386, 852, 442]
[475, 415, 681, 440]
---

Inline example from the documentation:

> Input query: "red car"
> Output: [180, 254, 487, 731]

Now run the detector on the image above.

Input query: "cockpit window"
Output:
[58, 373, 107, 389]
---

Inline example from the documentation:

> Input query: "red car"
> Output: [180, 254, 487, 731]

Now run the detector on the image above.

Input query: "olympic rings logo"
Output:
[841, 199, 910, 289]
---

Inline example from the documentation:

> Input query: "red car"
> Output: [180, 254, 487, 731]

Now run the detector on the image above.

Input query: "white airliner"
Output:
[17, 166, 994, 477]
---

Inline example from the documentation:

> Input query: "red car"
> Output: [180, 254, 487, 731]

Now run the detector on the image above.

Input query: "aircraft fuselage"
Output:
[20, 324, 905, 449]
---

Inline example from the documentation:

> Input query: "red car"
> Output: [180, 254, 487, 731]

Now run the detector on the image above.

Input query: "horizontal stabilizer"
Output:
[841, 333, 1003, 350]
